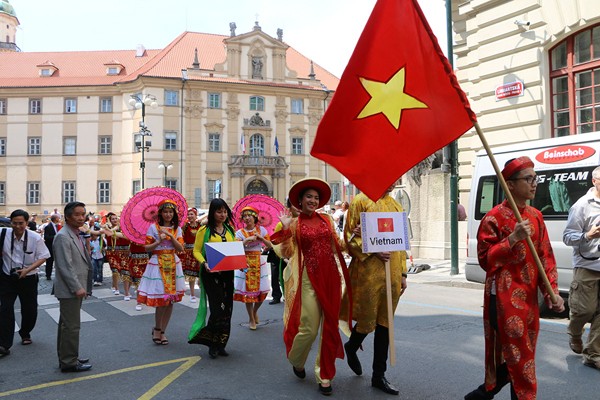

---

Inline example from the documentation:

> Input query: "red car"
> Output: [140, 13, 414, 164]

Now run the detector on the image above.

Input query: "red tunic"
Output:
[477, 200, 558, 400]
[181, 222, 201, 279]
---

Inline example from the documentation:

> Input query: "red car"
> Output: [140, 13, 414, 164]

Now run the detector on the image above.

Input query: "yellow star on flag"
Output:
[357, 67, 428, 129]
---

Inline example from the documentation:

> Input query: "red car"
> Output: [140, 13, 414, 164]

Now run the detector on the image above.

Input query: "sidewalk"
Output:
[407, 258, 484, 290]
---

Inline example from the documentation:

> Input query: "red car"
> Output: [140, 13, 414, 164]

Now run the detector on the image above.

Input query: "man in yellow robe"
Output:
[341, 184, 407, 396]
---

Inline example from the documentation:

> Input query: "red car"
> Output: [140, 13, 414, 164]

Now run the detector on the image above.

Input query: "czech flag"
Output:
[205, 241, 246, 272]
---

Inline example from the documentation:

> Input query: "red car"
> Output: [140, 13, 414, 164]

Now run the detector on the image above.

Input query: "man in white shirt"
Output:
[0, 209, 50, 356]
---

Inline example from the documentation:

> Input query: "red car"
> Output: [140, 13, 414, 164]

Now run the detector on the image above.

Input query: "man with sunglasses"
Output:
[466, 156, 564, 400]
[563, 166, 600, 369]
[0, 209, 50, 356]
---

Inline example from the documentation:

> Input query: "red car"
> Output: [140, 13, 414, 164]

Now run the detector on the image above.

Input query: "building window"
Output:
[62, 181, 76, 204]
[0, 98, 6, 114]
[99, 136, 112, 154]
[107, 67, 119, 75]
[208, 179, 218, 201]
[249, 134, 264, 156]
[27, 182, 40, 204]
[98, 181, 111, 204]
[132, 180, 141, 195]
[250, 96, 265, 111]
[291, 137, 304, 155]
[165, 178, 177, 190]
[29, 99, 41, 114]
[28, 137, 41, 155]
[550, 25, 600, 136]
[331, 182, 341, 203]
[63, 137, 76, 155]
[0, 138, 5, 156]
[208, 133, 221, 152]
[165, 90, 179, 106]
[65, 98, 77, 113]
[100, 97, 113, 113]
[0, 182, 4, 204]
[208, 93, 221, 109]
[165, 131, 177, 150]
[291, 98, 304, 114]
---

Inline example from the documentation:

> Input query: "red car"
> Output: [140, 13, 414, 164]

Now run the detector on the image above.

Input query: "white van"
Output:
[465, 131, 600, 295]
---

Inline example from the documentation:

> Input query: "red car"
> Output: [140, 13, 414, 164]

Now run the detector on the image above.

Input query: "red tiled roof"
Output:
[0, 31, 339, 91]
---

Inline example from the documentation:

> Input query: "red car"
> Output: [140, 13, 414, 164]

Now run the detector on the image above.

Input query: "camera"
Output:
[10, 267, 23, 277]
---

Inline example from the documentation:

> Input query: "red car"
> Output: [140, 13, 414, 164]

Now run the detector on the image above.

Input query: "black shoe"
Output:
[78, 357, 90, 364]
[208, 346, 218, 359]
[344, 341, 363, 375]
[464, 385, 493, 400]
[318, 383, 333, 396]
[217, 348, 229, 357]
[269, 299, 281, 305]
[372, 376, 399, 395]
[293, 366, 306, 379]
[61, 362, 92, 373]
[0, 346, 10, 356]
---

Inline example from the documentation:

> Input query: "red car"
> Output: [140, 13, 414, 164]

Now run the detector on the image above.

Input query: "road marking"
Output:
[0, 356, 201, 398]
[44, 307, 96, 323]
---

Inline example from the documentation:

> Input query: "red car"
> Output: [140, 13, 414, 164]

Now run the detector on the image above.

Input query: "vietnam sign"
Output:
[361, 212, 410, 253]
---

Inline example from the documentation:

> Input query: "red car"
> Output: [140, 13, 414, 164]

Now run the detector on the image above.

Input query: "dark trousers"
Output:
[270, 261, 283, 301]
[0, 273, 39, 349]
[45, 242, 54, 279]
[57, 297, 83, 368]
[346, 324, 390, 377]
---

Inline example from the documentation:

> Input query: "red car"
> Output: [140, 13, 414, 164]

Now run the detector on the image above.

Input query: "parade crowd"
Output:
[1, 160, 600, 399]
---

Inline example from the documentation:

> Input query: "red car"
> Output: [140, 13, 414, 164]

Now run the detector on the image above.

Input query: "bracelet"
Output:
[401, 273, 408, 278]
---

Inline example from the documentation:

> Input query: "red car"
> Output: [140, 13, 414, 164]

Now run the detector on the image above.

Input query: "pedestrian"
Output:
[272, 177, 351, 396]
[0, 209, 50, 356]
[188, 198, 237, 359]
[103, 212, 127, 296]
[234, 206, 271, 330]
[562, 165, 600, 368]
[181, 208, 201, 303]
[465, 157, 564, 400]
[27, 213, 38, 231]
[341, 183, 407, 395]
[90, 235, 104, 286]
[53, 201, 93, 372]
[137, 199, 185, 345]
[43, 214, 61, 280]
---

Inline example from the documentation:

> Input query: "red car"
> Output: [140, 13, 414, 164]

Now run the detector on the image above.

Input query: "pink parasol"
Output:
[120, 187, 188, 244]
[232, 194, 286, 236]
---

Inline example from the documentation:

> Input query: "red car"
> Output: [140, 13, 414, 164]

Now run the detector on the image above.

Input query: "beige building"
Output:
[0, 2, 343, 215]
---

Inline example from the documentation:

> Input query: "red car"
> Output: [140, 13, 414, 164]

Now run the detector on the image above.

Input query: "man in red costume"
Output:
[465, 156, 564, 400]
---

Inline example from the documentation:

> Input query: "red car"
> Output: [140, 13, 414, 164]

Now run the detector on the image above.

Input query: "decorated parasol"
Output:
[120, 187, 188, 244]
[232, 194, 286, 236]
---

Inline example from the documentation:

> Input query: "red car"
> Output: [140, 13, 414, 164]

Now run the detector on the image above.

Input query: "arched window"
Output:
[250, 96, 265, 111]
[550, 25, 600, 136]
[249, 133, 264, 156]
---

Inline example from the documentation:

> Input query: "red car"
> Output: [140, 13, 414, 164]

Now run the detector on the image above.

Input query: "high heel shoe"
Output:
[160, 331, 169, 345]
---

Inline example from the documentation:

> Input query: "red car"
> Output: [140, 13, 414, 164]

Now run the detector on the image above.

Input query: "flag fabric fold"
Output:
[274, 136, 279, 155]
[240, 134, 246, 154]
[310, 0, 475, 201]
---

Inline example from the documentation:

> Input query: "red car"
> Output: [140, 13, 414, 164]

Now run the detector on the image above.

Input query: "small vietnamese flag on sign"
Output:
[378, 218, 394, 233]
[310, 0, 475, 201]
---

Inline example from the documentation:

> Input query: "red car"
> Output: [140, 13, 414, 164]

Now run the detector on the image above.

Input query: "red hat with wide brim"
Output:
[288, 178, 331, 209]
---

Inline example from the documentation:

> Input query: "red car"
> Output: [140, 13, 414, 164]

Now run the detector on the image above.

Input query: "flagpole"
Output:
[384, 259, 396, 366]
[473, 121, 557, 304]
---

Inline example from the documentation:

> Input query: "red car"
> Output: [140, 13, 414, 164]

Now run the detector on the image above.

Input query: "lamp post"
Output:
[129, 94, 158, 189]
[158, 162, 173, 187]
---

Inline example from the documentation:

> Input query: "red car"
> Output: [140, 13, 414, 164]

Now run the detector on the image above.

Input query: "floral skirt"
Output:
[233, 253, 270, 303]
[137, 254, 186, 307]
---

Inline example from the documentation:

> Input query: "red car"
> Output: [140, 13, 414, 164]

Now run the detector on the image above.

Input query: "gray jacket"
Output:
[52, 225, 92, 298]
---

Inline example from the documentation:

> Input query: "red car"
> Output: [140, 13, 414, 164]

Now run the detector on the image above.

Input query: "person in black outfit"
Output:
[43, 214, 61, 280]
[266, 247, 286, 304]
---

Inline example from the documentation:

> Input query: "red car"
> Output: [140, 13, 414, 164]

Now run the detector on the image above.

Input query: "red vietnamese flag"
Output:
[378, 218, 394, 233]
[311, 0, 475, 201]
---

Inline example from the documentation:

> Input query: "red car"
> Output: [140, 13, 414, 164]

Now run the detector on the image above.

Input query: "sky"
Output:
[8, 0, 449, 78]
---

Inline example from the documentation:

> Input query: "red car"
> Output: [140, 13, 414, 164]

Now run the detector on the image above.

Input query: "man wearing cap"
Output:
[465, 157, 564, 400]
[341, 183, 407, 395]
[563, 165, 600, 369]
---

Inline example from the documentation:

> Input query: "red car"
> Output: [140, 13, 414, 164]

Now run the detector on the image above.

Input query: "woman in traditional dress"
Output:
[234, 206, 271, 330]
[188, 198, 237, 359]
[273, 178, 351, 396]
[137, 199, 185, 345]
[181, 208, 201, 302]
[103, 212, 129, 296]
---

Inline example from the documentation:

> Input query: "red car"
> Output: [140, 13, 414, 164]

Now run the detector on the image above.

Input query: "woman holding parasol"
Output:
[234, 206, 272, 330]
[272, 178, 352, 396]
[188, 198, 236, 359]
[137, 199, 186, 345]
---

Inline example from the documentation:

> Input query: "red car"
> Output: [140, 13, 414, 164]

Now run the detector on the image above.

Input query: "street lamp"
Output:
[158, 162, 173, 187]
[130, 94, 158, 189]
